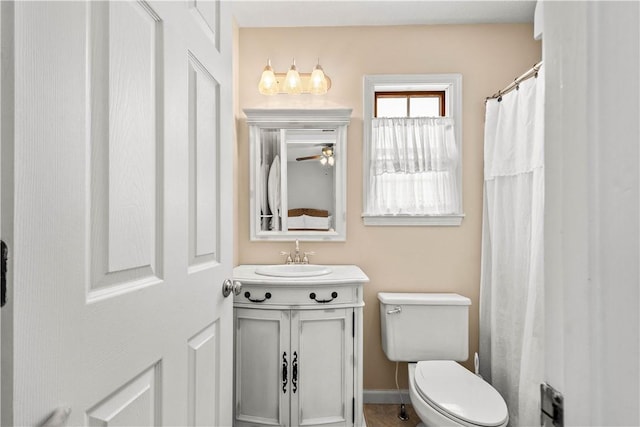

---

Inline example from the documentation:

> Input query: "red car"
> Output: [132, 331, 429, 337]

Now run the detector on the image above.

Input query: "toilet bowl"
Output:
[377, 293, 509, 427]
[408, 362, 508, 427]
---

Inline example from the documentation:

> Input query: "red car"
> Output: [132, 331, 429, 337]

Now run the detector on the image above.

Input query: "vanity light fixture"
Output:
[258, 58, 332, 95]
[282, 59, 302, 94]
[309, 60, 328, 95]
[258, 59, 278, 95]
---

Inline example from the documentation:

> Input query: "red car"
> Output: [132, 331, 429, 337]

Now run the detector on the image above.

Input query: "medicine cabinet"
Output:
[244, 108, 352, 241]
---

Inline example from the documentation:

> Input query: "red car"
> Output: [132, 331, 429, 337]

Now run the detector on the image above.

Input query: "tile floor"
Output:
[363, 404, 420, 427]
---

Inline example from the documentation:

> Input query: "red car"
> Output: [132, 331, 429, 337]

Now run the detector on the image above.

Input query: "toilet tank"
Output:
[378, 293, 471, 362]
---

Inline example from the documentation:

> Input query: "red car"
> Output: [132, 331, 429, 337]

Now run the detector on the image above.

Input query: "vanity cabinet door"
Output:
[234, 308, 291, 427]
[290, 309, 355, 427]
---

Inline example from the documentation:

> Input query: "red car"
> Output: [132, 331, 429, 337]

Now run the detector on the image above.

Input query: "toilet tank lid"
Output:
[377, 293, 471, 306]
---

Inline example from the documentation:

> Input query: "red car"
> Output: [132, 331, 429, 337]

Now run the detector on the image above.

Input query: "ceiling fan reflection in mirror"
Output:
[296, 145, 335, 166]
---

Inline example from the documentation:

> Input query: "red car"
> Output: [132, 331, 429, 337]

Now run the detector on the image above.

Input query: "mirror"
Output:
[245, 108, 352, 241]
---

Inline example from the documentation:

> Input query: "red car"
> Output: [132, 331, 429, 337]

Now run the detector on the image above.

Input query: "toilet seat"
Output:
[413, 361, 508, 427]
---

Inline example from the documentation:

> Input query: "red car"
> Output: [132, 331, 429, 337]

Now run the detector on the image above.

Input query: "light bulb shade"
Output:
[320, 156, 328, 165]
[282, 63, 302, 94]
[258, 62, 278, 95]
[309, 64, 328, 95]
[328, 156, 335, 166]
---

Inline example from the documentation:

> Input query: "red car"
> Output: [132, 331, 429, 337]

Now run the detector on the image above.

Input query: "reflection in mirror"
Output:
[259, 129, 280, 232]
[286, 129, 336, 233]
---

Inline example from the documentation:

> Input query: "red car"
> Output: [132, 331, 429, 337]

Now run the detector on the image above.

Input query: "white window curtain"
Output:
[480, 65, 544, 426]
[366, 117, 460, 215]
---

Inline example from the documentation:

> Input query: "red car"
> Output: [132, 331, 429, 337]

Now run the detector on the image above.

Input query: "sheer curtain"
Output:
[366, 117, 460, 215]
[480, 66, 545, 426]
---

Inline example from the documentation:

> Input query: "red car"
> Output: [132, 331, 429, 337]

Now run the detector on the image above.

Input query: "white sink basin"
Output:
[255, 264, 332, 277]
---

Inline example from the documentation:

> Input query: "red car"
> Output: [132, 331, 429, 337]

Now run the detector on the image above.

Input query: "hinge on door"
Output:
[1, 241, 7, 307]
[541, 383, 563, 427]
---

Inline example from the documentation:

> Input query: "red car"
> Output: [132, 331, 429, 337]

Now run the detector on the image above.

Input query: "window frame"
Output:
[362, 74, 464, 226]
[374, 91, 446, 117]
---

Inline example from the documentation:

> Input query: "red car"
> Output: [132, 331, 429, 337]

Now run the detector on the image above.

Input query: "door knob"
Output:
[222, 279, 242, 297]
[232, 280, 242, 295]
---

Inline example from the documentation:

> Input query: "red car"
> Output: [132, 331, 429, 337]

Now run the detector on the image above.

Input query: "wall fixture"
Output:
[319, 146, 335, 166]
[258, 59, 331, 95]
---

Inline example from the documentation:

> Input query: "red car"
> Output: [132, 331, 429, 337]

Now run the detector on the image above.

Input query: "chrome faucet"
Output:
[280, 240, 314, 264]
[293, 240, 302, 264]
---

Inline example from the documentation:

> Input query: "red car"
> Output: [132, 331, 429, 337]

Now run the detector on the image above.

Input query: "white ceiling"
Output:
[232, 0, 536, 28]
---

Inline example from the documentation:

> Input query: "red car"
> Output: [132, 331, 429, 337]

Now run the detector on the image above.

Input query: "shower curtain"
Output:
[480, 65, 544, 426]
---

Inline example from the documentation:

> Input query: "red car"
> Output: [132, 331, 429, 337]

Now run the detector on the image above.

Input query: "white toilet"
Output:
[378, 293, 508, 427]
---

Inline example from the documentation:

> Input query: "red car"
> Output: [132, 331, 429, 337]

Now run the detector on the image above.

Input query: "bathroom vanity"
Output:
[233, 264, 368, 426]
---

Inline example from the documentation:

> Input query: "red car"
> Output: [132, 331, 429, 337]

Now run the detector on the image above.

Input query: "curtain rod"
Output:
[485, 61, 543, 102]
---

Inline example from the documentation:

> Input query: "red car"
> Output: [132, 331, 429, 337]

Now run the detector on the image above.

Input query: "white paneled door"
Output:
[1, 1, 233, 425]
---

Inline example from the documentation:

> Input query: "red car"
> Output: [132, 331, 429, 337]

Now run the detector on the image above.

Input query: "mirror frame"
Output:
[244, 108, 352, 241]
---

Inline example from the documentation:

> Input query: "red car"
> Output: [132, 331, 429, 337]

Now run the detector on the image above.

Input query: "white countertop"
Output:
[233, 264, 369, 285]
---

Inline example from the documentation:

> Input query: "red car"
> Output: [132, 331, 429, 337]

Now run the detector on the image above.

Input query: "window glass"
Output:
[376, 97, 407, 117]
[409, 97, 441, 117]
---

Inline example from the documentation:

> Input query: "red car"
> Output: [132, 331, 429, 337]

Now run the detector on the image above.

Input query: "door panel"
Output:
[291, 309, 354, 427]
[103, 1, 160, 274]
[86, 364, 161, 426]
[235, 308, 290, 427]
[89, 0, 164, 299]
[187, 0, 219, 49]
[187, 321, 220, 426]
[4, 1, 233, 424]
[188, 52, 219, 267]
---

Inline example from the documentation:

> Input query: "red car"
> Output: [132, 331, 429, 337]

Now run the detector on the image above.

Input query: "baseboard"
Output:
[363, 389, 410, 404]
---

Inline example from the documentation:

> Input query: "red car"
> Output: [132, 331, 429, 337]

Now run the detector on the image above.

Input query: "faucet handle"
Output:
[302, 251, 315, 264]
[280, 251, 293, 264]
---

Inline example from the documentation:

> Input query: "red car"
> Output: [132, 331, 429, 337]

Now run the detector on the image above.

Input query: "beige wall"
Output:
[234, 24, 540, 390]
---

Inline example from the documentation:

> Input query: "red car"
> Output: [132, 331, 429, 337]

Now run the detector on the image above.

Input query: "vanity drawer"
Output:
[235, 284, 360, 307]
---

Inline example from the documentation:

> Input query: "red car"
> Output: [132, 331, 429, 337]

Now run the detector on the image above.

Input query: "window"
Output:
[362, 74, 464, 226]
[375, 91, 445, 118]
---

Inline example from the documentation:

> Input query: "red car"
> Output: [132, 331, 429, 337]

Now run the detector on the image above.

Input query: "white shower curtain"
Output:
[480, 65, 544, 426]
